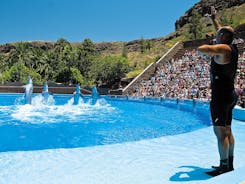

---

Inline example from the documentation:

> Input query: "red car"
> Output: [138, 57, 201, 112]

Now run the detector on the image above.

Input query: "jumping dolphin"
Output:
[42, 82, 49, 103]
[24, 76, 33, 104]
[73, 84, 82, 105]
[91, 86, 99, 105]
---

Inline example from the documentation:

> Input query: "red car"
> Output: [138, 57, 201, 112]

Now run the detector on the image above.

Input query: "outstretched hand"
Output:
[210, 6, 216, 19]
[204, 6, 216, 23]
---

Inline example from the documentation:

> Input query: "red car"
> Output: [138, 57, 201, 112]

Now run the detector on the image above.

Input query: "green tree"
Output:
[70, 67, 84, 85]
[145, 40, 153, 50]
[140, 37, 146, 53]
[77, 38, 97, 79]
[90, 56, 130, 86]
[7, 42, 32, 68]
[0, 54, 8, 73]
[55, 67, 71, 84]
[35, 52, 53, 81]
[189, 9, 202, 40]
[54, 38, 70, 53]
[1, 62, 42, 84]
[122, 43, 128, 58]
[47, 50, 60, 81]
[60, 44, 73, 82]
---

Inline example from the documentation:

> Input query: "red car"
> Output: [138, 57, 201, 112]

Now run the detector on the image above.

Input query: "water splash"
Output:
[10, 98, 115, 124]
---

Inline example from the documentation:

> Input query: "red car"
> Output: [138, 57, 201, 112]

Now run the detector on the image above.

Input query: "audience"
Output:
[235, 50, 245, 107]
[132, 48, 245, 106]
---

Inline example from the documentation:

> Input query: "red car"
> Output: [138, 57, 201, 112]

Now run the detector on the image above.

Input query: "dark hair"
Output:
[217, 27, 234, 44]
[222, 29, 234, 38]
[218, 26, 234, 34]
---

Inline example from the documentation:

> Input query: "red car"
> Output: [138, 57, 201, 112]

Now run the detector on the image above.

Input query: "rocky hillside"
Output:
[175, 0, 245, 30]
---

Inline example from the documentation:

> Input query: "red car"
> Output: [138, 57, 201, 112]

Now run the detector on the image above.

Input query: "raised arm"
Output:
[208, 6, 222, 31]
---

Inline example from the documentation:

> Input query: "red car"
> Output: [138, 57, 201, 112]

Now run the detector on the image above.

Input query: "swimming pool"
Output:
[0, 93, 211, 152]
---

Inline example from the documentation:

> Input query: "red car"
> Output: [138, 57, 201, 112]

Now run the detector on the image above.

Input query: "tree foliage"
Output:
[90, 55, 130, 86]
[0, 38, 132, 88]
[189, 9, 202, 40]
[1, 62, 42, 84]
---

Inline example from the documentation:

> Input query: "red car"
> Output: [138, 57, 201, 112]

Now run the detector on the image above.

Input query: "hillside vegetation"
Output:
[99, 1, 245, 78]
[0, 0, 244, 88]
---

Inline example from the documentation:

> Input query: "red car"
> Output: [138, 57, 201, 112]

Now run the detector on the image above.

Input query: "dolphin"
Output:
[24, 76, 33, 104]
[42, 82, 49, 103]
[73, 84, 82, 105]
[91, 86, 99, 105]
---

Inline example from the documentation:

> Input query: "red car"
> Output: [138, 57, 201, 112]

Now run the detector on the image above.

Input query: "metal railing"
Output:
[122, 41, 182, 94]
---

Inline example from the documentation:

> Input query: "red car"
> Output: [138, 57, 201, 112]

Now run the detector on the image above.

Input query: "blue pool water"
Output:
[0, 94, 211, 152]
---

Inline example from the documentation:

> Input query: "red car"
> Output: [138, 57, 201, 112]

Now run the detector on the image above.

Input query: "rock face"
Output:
[175, 0, 245, 30]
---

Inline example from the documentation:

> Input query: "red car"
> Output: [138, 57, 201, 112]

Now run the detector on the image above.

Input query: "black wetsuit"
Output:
[210, 44, 238, 126]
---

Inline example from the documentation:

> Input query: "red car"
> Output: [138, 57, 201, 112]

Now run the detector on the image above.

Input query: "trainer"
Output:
[197, 7, 238, 177]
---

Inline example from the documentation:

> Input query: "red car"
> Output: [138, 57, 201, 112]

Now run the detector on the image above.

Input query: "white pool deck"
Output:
[0, 119, 244, 184]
